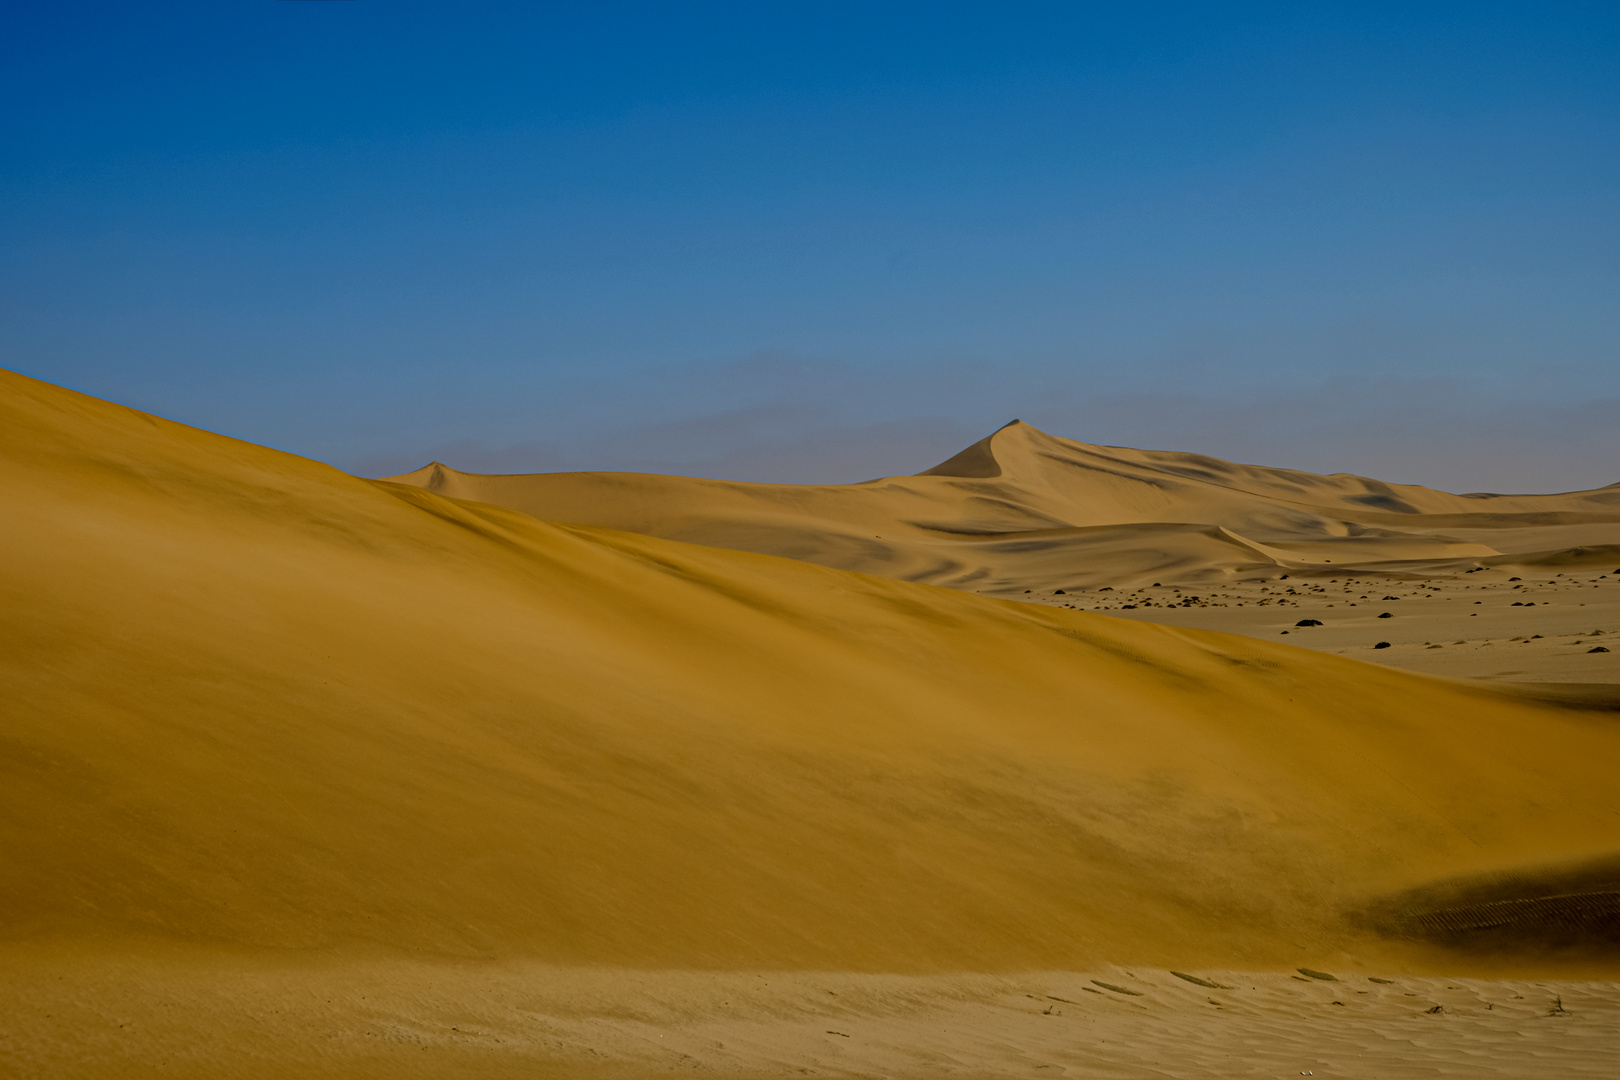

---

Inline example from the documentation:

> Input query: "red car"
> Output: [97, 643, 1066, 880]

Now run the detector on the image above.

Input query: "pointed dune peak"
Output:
[916, 419, 1044, 479]
[918, 421, 1232, 499]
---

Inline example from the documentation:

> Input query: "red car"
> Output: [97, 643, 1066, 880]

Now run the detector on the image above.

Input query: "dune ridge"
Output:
[387, 419, 1620, 594]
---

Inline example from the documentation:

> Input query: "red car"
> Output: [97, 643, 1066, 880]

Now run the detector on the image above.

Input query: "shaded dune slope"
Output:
[4, 369, 1620, 974]
[387, 420, 1620, 594]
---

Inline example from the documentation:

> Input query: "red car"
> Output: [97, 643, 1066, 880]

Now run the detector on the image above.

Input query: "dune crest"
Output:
[384, 419, 1620, 594]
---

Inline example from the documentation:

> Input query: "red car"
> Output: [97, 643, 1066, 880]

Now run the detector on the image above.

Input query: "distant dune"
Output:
[387, 419, 1620, 594]
[6, 369, 1620, 1078]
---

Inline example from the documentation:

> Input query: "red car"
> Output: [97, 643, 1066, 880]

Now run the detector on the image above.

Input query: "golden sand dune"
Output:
[5, 369, 1620, 1076]
[387, 419, 1620, 595]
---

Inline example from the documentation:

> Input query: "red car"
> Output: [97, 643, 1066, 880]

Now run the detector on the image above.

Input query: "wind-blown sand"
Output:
[5, 370, 1620, 1077]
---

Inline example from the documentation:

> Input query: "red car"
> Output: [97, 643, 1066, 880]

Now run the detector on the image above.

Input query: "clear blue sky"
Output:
[5, 2, 1619, 491]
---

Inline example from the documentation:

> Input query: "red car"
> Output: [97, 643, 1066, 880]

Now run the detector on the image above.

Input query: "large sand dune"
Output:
[386, 419, 1620, 595]
[5, 369, 1620, 1076]
[386, 418, 1620, 687]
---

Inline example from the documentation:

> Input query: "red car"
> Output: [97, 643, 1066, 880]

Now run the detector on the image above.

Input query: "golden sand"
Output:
[385, 418, 1620, 599]
[388, 418, 1620, 689]
[5, 370, 1618, 1076]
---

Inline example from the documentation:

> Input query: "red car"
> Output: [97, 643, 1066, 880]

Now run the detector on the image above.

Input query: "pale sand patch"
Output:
[1054, 568, 1620, 686]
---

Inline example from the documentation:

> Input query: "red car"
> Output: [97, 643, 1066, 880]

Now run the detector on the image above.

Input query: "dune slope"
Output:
[2, 367, 1618, 975]
[10, 370, 1620, 1075]
[386, 420, 1620, 593]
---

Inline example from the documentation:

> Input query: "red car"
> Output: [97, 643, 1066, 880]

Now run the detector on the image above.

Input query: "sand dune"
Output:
[6, 369, 1620, 1076]
[387, 418, 1620, 685]
[385, 419, 1620, 595]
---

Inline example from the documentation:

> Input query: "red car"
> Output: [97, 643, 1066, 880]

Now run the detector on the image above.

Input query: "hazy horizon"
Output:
[6, 2, 1619, 493]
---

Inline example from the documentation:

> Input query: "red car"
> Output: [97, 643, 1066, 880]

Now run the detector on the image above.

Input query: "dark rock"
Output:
[1091, 980, 1142, 996]
[1295, 619, 1323, 627]
[1170, 971, 1222, 988]
[1374, 642, 1392, 649]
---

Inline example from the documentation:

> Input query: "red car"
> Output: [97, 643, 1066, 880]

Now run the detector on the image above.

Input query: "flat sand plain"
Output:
[1040, 568, 1620, 688]
[6, 370, 1620, 1078]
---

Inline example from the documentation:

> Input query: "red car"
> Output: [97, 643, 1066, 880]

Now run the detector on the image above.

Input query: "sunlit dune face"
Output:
[5, 370, 1619, 1078]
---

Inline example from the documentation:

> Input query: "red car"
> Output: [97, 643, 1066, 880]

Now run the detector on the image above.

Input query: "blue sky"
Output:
[5, 2, 1619, 490]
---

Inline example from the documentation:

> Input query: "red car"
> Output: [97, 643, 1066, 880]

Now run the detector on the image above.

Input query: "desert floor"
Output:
[5, 950, 1618, 1080]
[1037, 567, 1620, 689]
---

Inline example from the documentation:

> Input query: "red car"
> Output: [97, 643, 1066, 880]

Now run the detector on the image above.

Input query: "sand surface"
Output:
[5, 949, 1617, 1079]
[1038, 568, 1620, 688]
[388, 419, 1620, 688]
[384, 419, 1620, 598]
[6, 370, 1620, 1076]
